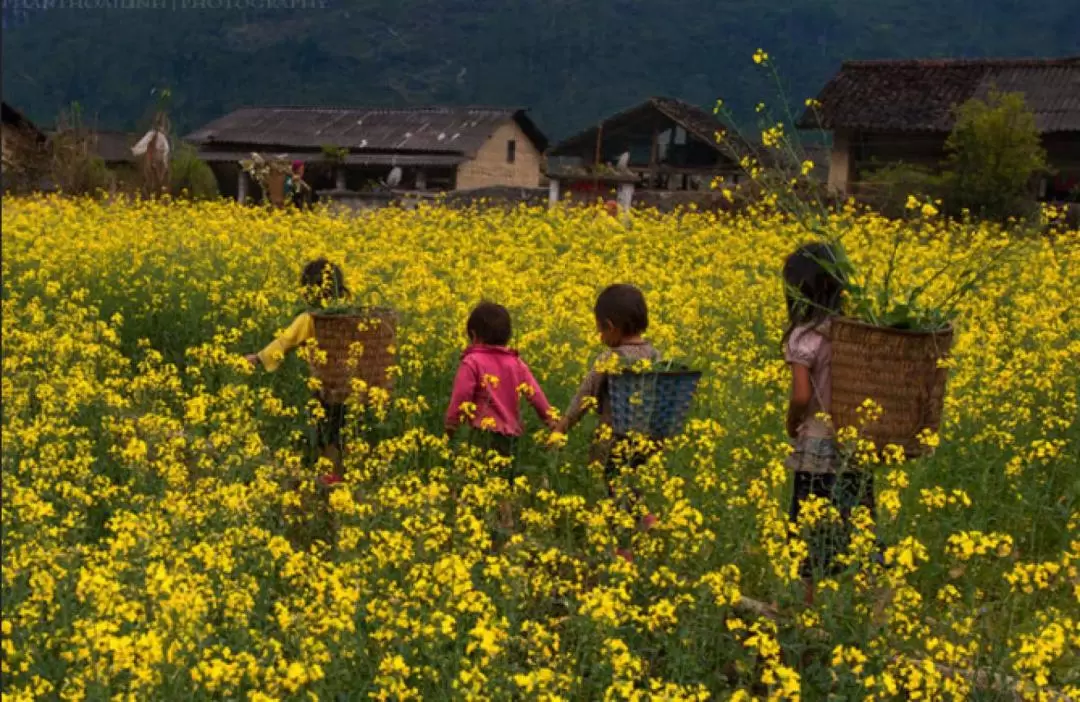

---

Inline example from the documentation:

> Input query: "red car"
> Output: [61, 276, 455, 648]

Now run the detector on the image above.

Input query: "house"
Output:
[184, 105, 548, 201]
[546, 97, 745, 194]
[800, 57, 1080, 200]
[91, 131, 139, 168]
[2, 101, 47, 187]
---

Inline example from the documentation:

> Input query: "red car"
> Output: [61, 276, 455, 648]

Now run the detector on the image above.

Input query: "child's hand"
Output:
[244, 353, 260, 368]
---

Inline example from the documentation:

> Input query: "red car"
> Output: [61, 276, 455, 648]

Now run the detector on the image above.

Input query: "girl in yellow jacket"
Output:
[245, 258, 349, 485]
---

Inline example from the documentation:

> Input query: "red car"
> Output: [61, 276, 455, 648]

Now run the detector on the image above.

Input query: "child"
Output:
[782, 242, 877, 604]
[445, 302, 556, 537]
[553, 284, 662, 558]
[445, 301, 557, 448]
[285, 160, 312, 209]
[245, 258, 349, 486]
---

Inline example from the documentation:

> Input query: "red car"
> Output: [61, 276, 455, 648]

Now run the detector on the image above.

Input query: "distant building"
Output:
[91, 131, 139, 168]
[546, 97, 745, 193]
[800, 57, 1080, 200]
[184, 105, 548, 201]
[2, 101, 46, 187]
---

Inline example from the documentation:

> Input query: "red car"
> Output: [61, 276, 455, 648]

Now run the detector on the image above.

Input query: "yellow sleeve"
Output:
[257, 313, 315, 372]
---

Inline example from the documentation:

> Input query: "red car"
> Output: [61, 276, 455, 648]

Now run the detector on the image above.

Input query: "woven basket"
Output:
[267, 171, 286, 208]
[308, 308, 397, 404]
[830, 317, 953, 457]
[608, 370, 702, 439]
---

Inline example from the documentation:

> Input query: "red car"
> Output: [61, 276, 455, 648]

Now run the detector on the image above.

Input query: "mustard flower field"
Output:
[2, 196, 1078, 701]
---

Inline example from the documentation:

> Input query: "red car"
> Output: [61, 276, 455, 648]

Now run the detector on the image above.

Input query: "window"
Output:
[506, 139, 516, 164]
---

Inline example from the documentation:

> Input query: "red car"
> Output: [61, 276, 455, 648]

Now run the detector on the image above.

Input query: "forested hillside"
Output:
[2, 0, 1077, 138]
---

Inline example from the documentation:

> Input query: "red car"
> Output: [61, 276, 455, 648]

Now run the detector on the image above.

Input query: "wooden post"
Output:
[237, 170, 248, 203]
[648, 122, 660, 190]
[594, 121, 603, 167]
[548, 178, 560, 209]
[335, 167, 347, 190]
[828, 130, 853, 196]
[415, 169, 427, 191]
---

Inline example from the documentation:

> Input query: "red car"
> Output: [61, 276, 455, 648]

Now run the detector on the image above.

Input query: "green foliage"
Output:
[941, 90, 1048, 221]
[320, 145, 349, 165]
[169, 142, 219, 201]
[858, 162, 944, 220]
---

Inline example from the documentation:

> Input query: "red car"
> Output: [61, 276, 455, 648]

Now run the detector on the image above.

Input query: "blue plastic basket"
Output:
[608, 369, 702, 439]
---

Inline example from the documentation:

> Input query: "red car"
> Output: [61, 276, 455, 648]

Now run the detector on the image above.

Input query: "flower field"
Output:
[2, 196, 1078, 701]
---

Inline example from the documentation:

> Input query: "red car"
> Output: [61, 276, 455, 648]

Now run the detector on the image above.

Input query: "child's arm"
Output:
[786, 363, 813, 438]
[555, 353, 608, 434]
[783, 328, 820, 439]
[253, 313, 314, 371]
[519, 362, 557, 430]
[444, 359, 479, 439]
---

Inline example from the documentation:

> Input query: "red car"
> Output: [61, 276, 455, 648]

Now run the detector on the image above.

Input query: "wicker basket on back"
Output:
[308, 308, 397, 405]
[830, 317, 953, 458]
[608, 369, 703, 439]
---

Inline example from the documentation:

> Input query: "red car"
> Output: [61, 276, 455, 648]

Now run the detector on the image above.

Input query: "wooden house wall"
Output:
[838, 129, 1080, 201]
[851, 131, 947, 178]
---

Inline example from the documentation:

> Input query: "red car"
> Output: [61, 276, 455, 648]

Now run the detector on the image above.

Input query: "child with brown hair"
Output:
[782, 242, 879, 604]
[554, 284, 662, 560]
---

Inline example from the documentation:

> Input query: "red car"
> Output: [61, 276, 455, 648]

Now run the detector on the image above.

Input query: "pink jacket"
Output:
[445, 345, 553, 437]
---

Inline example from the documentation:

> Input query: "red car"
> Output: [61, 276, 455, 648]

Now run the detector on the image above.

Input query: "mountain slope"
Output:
[2, 0, 1076, 139]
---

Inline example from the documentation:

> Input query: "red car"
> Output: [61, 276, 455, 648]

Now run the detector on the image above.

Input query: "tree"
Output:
[49, 103, 113, 195]
[942, 90, 1047, 220]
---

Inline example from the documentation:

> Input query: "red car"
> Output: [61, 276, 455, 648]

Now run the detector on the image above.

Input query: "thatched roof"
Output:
[800, 56, 1080, 133]
[184, 105, 547, 156]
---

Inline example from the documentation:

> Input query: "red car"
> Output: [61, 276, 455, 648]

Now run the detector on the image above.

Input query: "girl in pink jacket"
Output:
[445, 301, 557, 460]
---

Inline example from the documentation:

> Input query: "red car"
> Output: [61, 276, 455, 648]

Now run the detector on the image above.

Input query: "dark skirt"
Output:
[313, 398, 346, 452]
[789, 470, 877, 579]
[469, 430, 519, 478]
[604, 434, 660, 502]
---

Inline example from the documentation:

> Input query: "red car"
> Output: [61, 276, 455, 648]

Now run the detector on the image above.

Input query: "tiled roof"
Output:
[2, 101, 45, 139]
[550, 97, 733, 156]
[197, 150, 465, 167]
[800, 57, 1080, 133]
[184, 105, 547, 156]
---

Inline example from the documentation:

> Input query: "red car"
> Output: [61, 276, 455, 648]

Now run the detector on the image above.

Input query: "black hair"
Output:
[300, 258, 349, 305]
[467, 301, 512, 346]
[781, 242, 846, 344]
[594, 284, 649, 335]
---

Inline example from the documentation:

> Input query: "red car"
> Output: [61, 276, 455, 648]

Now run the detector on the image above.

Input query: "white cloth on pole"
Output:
[131, 130, 170, 164]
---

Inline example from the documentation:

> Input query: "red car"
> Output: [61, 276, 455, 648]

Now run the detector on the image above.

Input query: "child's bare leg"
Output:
[498, 500, 514, 530]
[322, 444, 343, 473]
